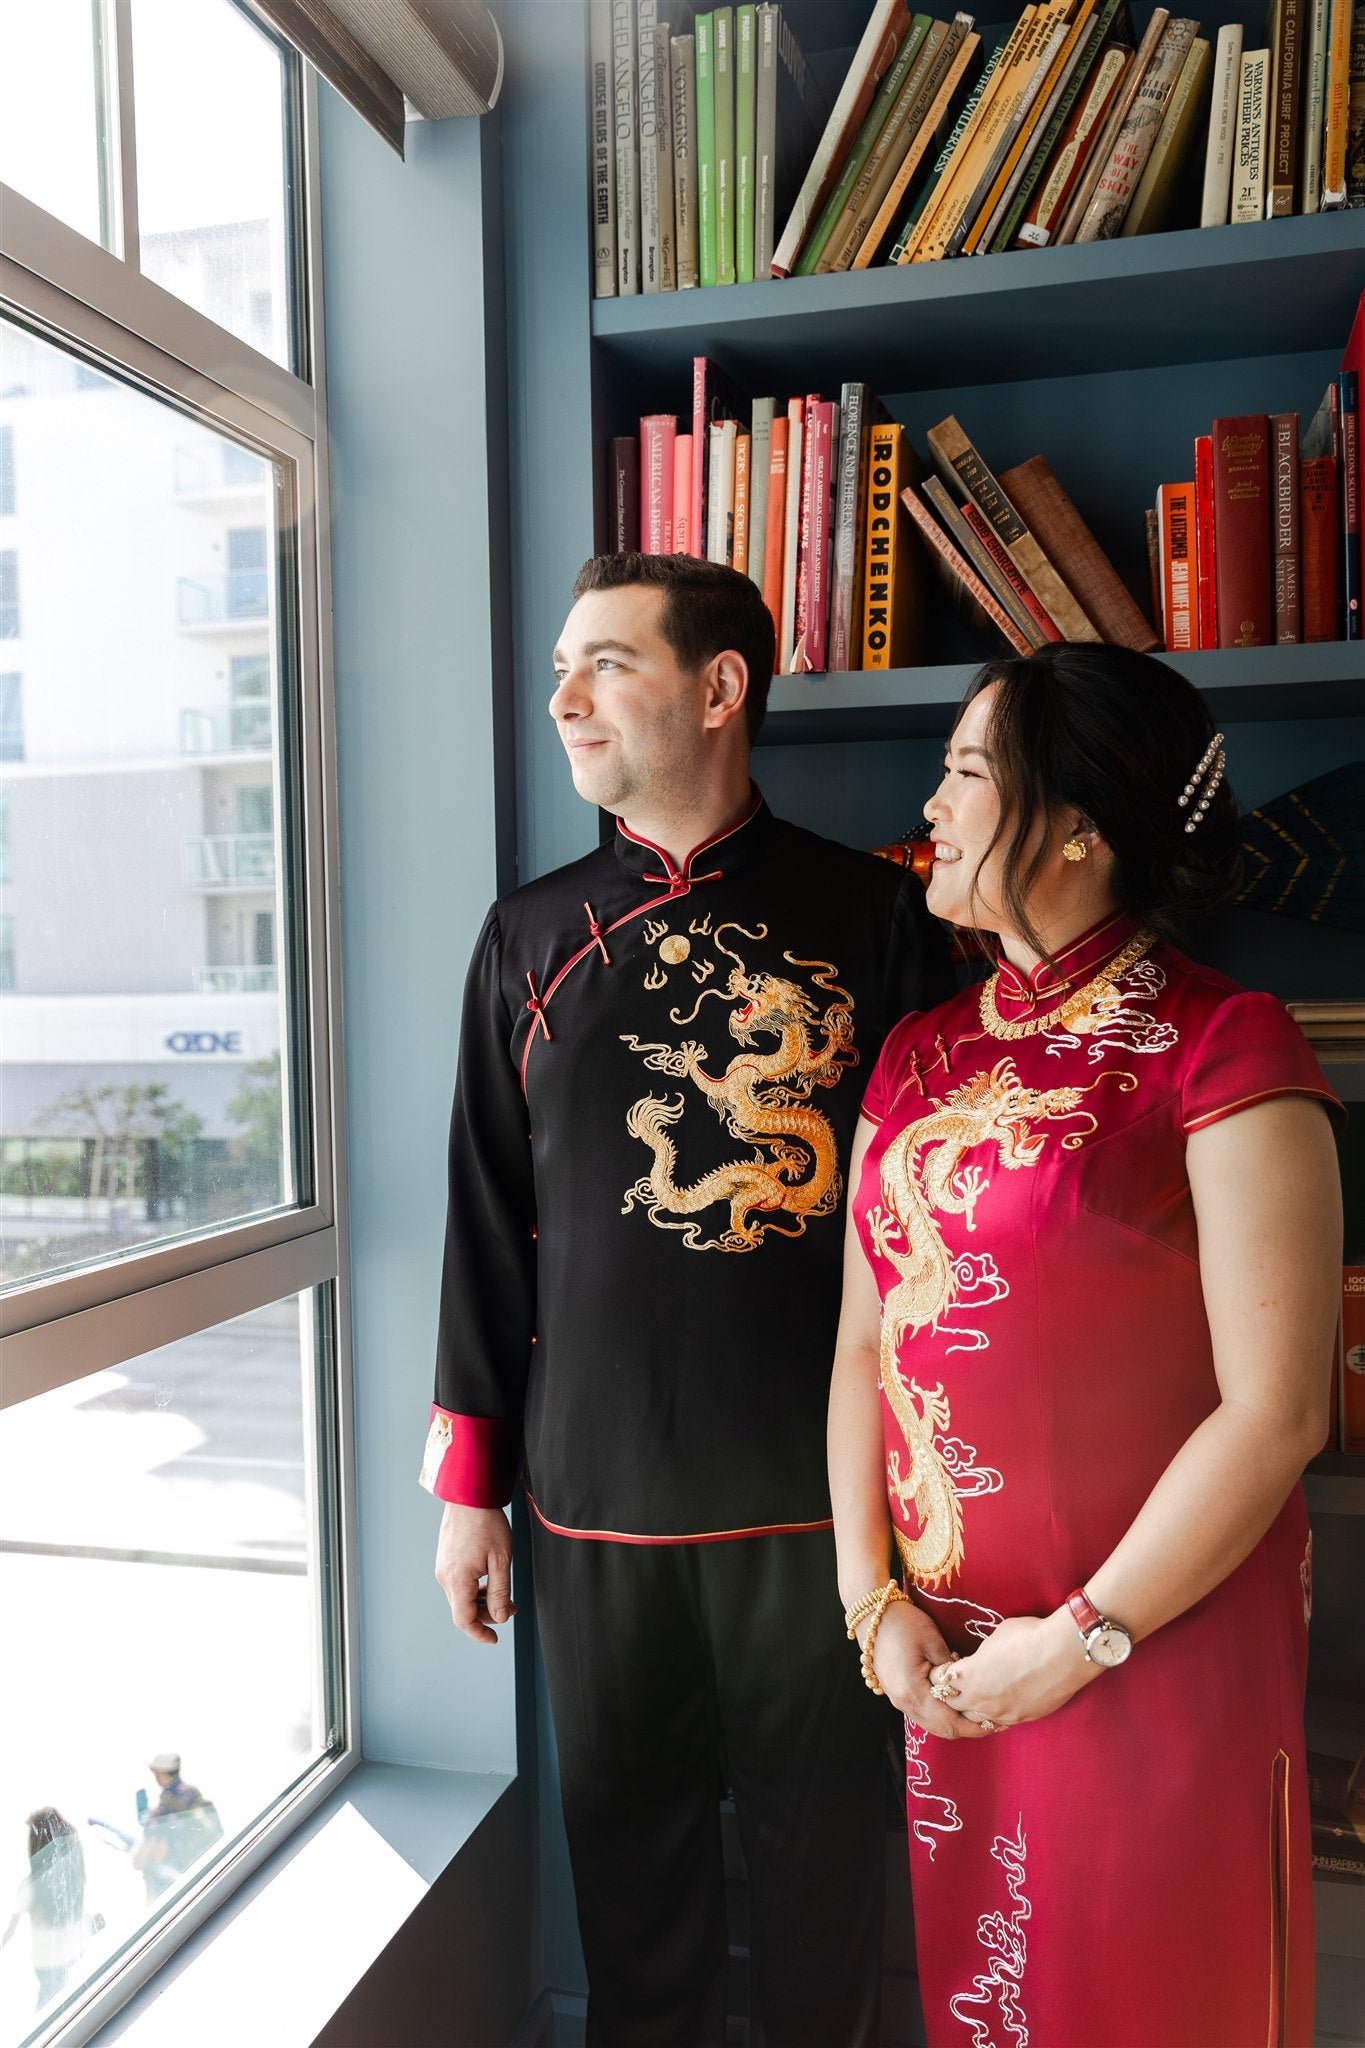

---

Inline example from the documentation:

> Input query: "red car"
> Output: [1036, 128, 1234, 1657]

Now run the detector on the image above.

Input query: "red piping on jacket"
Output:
[527, 1490, 834, 1546]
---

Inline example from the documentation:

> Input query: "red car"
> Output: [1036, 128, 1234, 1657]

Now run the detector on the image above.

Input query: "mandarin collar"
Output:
[993, 909, 1138, 1017]
[613, 788, 774, 889]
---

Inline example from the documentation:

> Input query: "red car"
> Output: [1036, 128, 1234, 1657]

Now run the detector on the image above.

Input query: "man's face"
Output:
[550, 585, 715, 818]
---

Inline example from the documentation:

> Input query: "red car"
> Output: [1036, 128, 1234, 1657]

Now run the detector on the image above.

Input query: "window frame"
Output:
[0, 40, 359, 2047]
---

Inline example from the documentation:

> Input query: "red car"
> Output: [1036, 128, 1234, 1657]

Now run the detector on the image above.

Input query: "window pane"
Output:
[0, 0, 111, 250]
[0, 1292, 341, 2038]
[0, 319, 306, 1292]
[132, 0, 297, 371]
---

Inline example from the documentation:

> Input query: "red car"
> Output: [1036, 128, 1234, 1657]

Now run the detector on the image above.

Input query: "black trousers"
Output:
[530, 1520, 887, 2048]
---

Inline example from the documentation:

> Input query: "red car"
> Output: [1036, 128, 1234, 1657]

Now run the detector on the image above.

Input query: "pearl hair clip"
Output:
[1177, 731, 1226, 834]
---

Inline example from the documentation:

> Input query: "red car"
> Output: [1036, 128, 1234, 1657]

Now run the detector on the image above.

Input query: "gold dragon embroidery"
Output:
[872, 1059, 1087, 1587]
[620, 939, 856, 1253]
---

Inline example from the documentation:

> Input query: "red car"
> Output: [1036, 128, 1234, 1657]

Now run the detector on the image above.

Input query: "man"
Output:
[422, 555, 952, 2045]
[132, 1752, 223, 1902]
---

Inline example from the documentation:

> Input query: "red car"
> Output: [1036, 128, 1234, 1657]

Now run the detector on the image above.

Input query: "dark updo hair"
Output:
[956, 643, 1242, 959]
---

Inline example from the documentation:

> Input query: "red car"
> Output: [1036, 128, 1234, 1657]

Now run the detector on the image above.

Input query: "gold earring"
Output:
[1062, 836, 1087, 863]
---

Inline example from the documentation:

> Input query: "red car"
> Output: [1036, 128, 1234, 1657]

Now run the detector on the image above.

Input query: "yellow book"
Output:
[963, 0, 1098, 253]
[913, 4, 1061, 261]
[1321, 0, 1353, 207]
[853, 32, 985, 266]
[861, 423, 924, 669]
[898, 8, 1040, 260]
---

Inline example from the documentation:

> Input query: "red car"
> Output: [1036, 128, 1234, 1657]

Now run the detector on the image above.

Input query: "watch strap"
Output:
[1067, 1587, 1104, 1637]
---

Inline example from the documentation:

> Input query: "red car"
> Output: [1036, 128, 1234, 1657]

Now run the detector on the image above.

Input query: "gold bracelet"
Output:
[859, 1582, 910, 1696]
[844, 1580, 896, 1639]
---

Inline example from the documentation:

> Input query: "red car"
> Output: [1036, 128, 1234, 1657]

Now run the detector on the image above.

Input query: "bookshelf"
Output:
[498, 2, 1365, 2036]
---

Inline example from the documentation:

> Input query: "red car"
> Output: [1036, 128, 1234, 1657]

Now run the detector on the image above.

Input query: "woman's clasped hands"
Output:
[922, 1609, 1106, 1736]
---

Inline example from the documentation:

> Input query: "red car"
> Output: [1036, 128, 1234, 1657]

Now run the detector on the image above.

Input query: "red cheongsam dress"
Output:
[854, 911, 1341, 2048]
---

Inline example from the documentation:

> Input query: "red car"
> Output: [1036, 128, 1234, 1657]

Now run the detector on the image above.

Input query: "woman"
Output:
[0, 1808, 87, 2011]
[829, 645, 1342, 2048]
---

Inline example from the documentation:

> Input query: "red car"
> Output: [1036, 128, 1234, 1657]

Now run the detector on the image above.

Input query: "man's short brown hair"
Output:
[572, 554, 776, 741]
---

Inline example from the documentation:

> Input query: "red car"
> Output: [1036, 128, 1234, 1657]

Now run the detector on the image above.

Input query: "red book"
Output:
[1194, 435, 1217, 650]
[1157, 480, 1197, 652]
[801, 401, 838, 673]
[640, 414, 677, 553]
[792, 390, 822, 673]
[1301, 455, 1340, 642]
[610, 436, 640, 551]
[1212, 415, 1272, 648]
[959, 501, 1063, 641]
[1270, 413, 1301, 644]
[901, 479, 1033, 656]
[1343, 288, 1365, 381]
[690, 357, 748, 560]
[672, 434, 693, 556]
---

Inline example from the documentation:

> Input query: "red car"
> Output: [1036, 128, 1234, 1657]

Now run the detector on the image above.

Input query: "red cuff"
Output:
[418, 1405, 520, 1507]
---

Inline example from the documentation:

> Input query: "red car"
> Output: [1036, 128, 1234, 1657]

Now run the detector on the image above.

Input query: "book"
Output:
[861, 424, 925, 666]
[641, 414, 678, 551]
[797, 399, 837, 671]
[1157, 479, 1198, 650]
[733, 430, 752, 572]
[990, 0, 1128, 252]
[926, 415, 1100, 638]
[896, 37, 1008, 257]
[857, 23, 983, 266]
[1144, 505, 1163, 628]
[1121, 33, 1212, 236]
[638, 2, 663, 291]
[673, 35, 701, 289]
[656, 23, 677, 290]
[842, 20, 979, 270]
[612, 0, 641, 293]
[610, 435, 640, 549]
[690, 356, 749, 559]
[1201, 21, 1244, 223]
[755, 4, 827, 277]
[778, 400, 804, 668]
[1230, 46, 1271, 221]
[1271, 412, 1302, 642]
[715, 7, 737, 286]
[830, 383, 877, 671]
[923, 473, 1056, 644]
[901, 471, 1033, 653]
[1015, 44, 1131, 246]
[1343, 1267, 1365, 1452]
[707, 417, 738, 561]
[1301, 0, 1332, 212]
[1212, 414, 1273, 647]
[796, 12, 934, 276]
[1322, 0, 1353, 205]
[697, 13, 718, 285]
[998, 452, 1162, 650]
[1349, 0, 1365, 204]
[911, 4, 1053, 264]
[1055, 5, 1171, 244]
[791, 391, 818, 668]
[1300, 454, 1340, 639]
[1194, 433, 1218, 648]
[748, 398, 776, 591]
[772, 0, 914, 275]
[736, 5, 758, 283]
[591, 1, 618, 295]
[1339, 369, 1361, 639]
[762, 412, 790, 637]
[1266, 0, 1304, 214]
[673, 432, 693, 553]
[968, 0, 1104, 256]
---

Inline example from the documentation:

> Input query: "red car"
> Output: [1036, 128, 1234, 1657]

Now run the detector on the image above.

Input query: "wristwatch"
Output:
[1066, 1588, 1133, 1668]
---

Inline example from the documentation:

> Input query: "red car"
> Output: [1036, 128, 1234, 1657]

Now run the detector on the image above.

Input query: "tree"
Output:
[35, 1083, 203, 1220]
[227, 1052, 283, 1204]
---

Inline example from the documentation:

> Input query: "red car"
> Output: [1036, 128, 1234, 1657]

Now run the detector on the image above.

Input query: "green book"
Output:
[696, 13, 717, 286]
[889, 36, 1005, 258]
[736, 4, 757, 283]
[715, 7, 736, 285]
[792, 13, 932, 278]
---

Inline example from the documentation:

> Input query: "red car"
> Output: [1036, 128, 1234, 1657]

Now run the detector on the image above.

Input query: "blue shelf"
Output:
[591, 212, 1365, 394]
[757, 640, 1364, 745]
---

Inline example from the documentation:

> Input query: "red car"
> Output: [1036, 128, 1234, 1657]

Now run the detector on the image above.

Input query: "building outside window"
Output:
[0, 422, 14, 515]
[0, 913, 14, 989]
[0, 788, 11, 881]
[0, 676, 19, 761]
[0, 550, 18, 638]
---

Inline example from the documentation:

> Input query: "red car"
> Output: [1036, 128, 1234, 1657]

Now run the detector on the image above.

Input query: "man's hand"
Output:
[434, 1502, 516, 1644]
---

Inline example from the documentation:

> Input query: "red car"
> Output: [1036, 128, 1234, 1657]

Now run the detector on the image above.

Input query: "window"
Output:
[230, 654, 271, 752]
[0, 549, 18, 637]
[0, 675, 18, 760]
[0, 420, 14, 513]
[0, 913, 13, 988]
[0, 4, 112, 249]
[0, 789, 10, 880]
[227, 526, 269, 618]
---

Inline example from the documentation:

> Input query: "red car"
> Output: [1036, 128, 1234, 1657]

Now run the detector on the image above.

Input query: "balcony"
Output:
[183, 834, 275, 890]
[180, 706, 272, 755]
[194, 965, 278, 993]
[177, 572, 269, 631]
[173, 444, 269, 501]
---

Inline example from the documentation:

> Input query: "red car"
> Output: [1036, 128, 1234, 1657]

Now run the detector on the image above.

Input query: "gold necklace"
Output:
[978, 928, 1158, 1041]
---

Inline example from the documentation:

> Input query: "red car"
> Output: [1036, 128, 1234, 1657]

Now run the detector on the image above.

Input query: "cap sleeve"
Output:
[862, 1010, 924, 1125]
[1181, 990, 1344, 1134]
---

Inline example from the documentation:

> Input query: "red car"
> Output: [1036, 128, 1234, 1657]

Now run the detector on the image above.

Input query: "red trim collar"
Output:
[993, 910, 1137, 1017]
[613, 787, 770, 885]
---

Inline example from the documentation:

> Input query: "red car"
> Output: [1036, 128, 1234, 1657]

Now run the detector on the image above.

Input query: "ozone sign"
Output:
[165, 1030, 243, 1056]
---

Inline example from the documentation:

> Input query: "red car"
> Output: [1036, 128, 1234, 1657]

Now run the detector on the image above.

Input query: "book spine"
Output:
[748, 399, 774, 590]
[1157, 480, 1198, 650]
[1230, 47, 1270, 221]
[802, 14, 934, 276]
[1122, 37, 1212, 238]
[736, 5, 757, 283]
[863, 424, 903, 669]
[1300, 454, 1341, 639]
[705, 419, 724, 562]
[1271, 412, 1302, 642]
[900, 473, 1034, 654]
[1344, 1269, 1365, 1452]
[1212, 414, 1273, 646]
[991, 0, 1123, 252]
[610, 436, 640, 550]
[829, 383, 867, 674]
[804, 401, 836, 672]
[733, 430, 752, 573]
[762, 414, 790, 638]
[1055, 6, 1172, 246]
[1339, 370, 1361, 638]
[895, 42, 1005, 259]
[591, 2, 618, 296]
[792, 392, 820, 669]
[1145, 506, 1163, 635]
[927, 415, 1098, 638]
[1322, 0, 1353, 204]
[1016, 47, 1129, 246]
[1349, 0, 1365, 203]
[1267, 0, 1304, 213]
[638, 2, 662, 291]
[640, 415, 675, 551]
[780, 400, 805, 670]
[672, 37, 700, 289]
[857, 21, 979, 267]
[1194, 434, 1218, 649]
[715, 7, 737, 286]
[690, 357, 707, 557]
[755, 4, 779, 274]
[1201, 21, 1244, 223]
[673, 433, 693, 554]
[1301, 0, 1331, 212]
[696, 14, 717, 285]
[953, 4, 1083, 260]
[970, 2, 1101, 257]
[923, 473, 1049, 642]
[612, 0, 640, 293]
[959, 499, 1064, 639]
[1076, 17, 1198, 243]
[912, 6, 1047, 265]
[655, 24, 677, 290]
[997, 451, 1162, 651]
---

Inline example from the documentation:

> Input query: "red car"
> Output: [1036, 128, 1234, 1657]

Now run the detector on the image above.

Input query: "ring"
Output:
[929, 1660, 961, 1704]
[975, 1716, 997, 1733]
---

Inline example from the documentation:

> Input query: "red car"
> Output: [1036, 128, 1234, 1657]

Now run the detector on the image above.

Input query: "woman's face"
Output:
[922, 686, 1009, 930]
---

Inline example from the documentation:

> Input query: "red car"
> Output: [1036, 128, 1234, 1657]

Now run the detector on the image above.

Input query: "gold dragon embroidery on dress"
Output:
[872, 1059, 1088, 1587]
[620, 923, 856, 1253]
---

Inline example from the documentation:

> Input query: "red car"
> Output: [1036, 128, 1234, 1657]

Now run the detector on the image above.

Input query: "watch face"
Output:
[1088, 1625, 1132, 1668]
